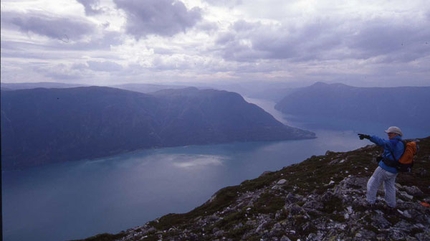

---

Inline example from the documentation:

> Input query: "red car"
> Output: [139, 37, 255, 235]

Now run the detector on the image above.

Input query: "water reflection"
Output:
[171, 155, 225, 169]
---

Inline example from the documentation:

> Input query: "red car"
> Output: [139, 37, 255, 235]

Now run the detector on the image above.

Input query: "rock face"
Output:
[84, 136, 430, 241]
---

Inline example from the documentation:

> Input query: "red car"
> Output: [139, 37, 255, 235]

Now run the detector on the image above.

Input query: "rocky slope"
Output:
[82, 136, 430, 241]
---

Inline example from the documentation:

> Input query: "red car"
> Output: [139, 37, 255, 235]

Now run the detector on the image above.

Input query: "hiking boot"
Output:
[383, 206, 397, 216]
[365, 202, 376, 211]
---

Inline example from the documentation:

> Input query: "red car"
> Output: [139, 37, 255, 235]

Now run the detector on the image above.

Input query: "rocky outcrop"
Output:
[115, 177, 429, 241]
[83, 136, 430, 241]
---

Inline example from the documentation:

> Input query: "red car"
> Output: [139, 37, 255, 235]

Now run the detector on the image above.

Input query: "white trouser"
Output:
[366, 166, 398, 208]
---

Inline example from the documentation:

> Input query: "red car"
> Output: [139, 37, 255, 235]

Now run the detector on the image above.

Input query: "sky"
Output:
[1, 0, 430, 88]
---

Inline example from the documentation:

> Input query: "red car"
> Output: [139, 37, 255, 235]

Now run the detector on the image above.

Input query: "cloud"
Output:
[76, 0, 105, 15]
[1, 10, 96, 42]
[113, 0, 202, 38]
[347, 18, 430, 63]
[1, 0, 429, 87]
[36, 63, 87, 81]
[203, 0, 243, 8]
[215, 19, 338, 62]
[214, 12, 430, 66]
[87, 60, 123, 72]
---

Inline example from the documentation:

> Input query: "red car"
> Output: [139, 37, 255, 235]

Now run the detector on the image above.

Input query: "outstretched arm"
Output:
[358, 133, 370, 140]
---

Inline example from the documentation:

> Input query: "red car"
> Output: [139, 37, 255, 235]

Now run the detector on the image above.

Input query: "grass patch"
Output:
[254, 192, 285, 214]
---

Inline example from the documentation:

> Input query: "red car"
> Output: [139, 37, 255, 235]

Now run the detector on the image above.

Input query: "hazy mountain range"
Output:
[2, 81, 429, 169]
[275, 82, 430, 131]
[1, 86, 314, 169]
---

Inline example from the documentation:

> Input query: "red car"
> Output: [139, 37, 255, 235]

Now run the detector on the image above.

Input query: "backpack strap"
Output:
[390, 140, 406, 161]
[383, 140, 406, 167]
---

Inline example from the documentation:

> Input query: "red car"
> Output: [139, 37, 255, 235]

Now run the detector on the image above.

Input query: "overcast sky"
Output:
[1, 0, 430, 88]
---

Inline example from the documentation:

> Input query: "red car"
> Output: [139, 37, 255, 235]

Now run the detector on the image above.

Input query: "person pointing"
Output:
[358, 126, 405, 209]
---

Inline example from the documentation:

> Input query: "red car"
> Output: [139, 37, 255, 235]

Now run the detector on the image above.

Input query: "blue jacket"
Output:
[369, 135, 404, 174]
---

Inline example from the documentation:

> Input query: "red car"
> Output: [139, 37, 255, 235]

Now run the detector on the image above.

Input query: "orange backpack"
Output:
[396, 141, 418, 172]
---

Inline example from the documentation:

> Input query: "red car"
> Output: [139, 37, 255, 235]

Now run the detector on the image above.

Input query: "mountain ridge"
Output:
[275, 82, 430, 131]
[1, 86, 315, 170]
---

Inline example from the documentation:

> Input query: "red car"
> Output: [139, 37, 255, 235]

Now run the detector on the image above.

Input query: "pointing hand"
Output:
[358, 134, 370, 140]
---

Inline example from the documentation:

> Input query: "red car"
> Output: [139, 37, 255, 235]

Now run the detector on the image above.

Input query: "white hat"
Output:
[385, 126, 403, 136]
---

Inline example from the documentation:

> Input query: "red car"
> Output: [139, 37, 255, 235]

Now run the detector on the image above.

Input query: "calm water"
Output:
[3, 99, 429, 241]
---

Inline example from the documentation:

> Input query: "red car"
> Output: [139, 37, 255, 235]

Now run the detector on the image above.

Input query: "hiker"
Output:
[358, 126, 405, 208]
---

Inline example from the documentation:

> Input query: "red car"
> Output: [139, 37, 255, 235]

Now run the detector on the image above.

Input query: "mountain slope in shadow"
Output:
[275, 82, 430, 131]
[1, 86, 315, 169]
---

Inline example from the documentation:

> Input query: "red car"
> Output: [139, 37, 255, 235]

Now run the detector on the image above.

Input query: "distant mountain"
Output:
[1, 86, 315, 169]
[150, 87, 315, 146]
[112, 83, 190, 94]
[202, 82, 300, 102]
[1, 82, 85, 90]
[275, 82, 430, 132]
[113, 82, 300, 102]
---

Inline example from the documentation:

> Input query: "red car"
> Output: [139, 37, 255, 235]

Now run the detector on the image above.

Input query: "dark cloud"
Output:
[1, 10, 95, 41]
[113, 0, 202, 38]
[215, 20, 301, 62]
[347, 19, 430, 63]
[76, 0, 105, 15]
[253, 20, 343, 61]
[2, 16, 122, 54]
[350, 23, 405, 56]
[50, 31, 124, 51]
[215, 16, 430, 65]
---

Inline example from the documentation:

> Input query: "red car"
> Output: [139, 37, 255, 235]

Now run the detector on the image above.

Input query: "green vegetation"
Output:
[254, 192, 285, 214]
